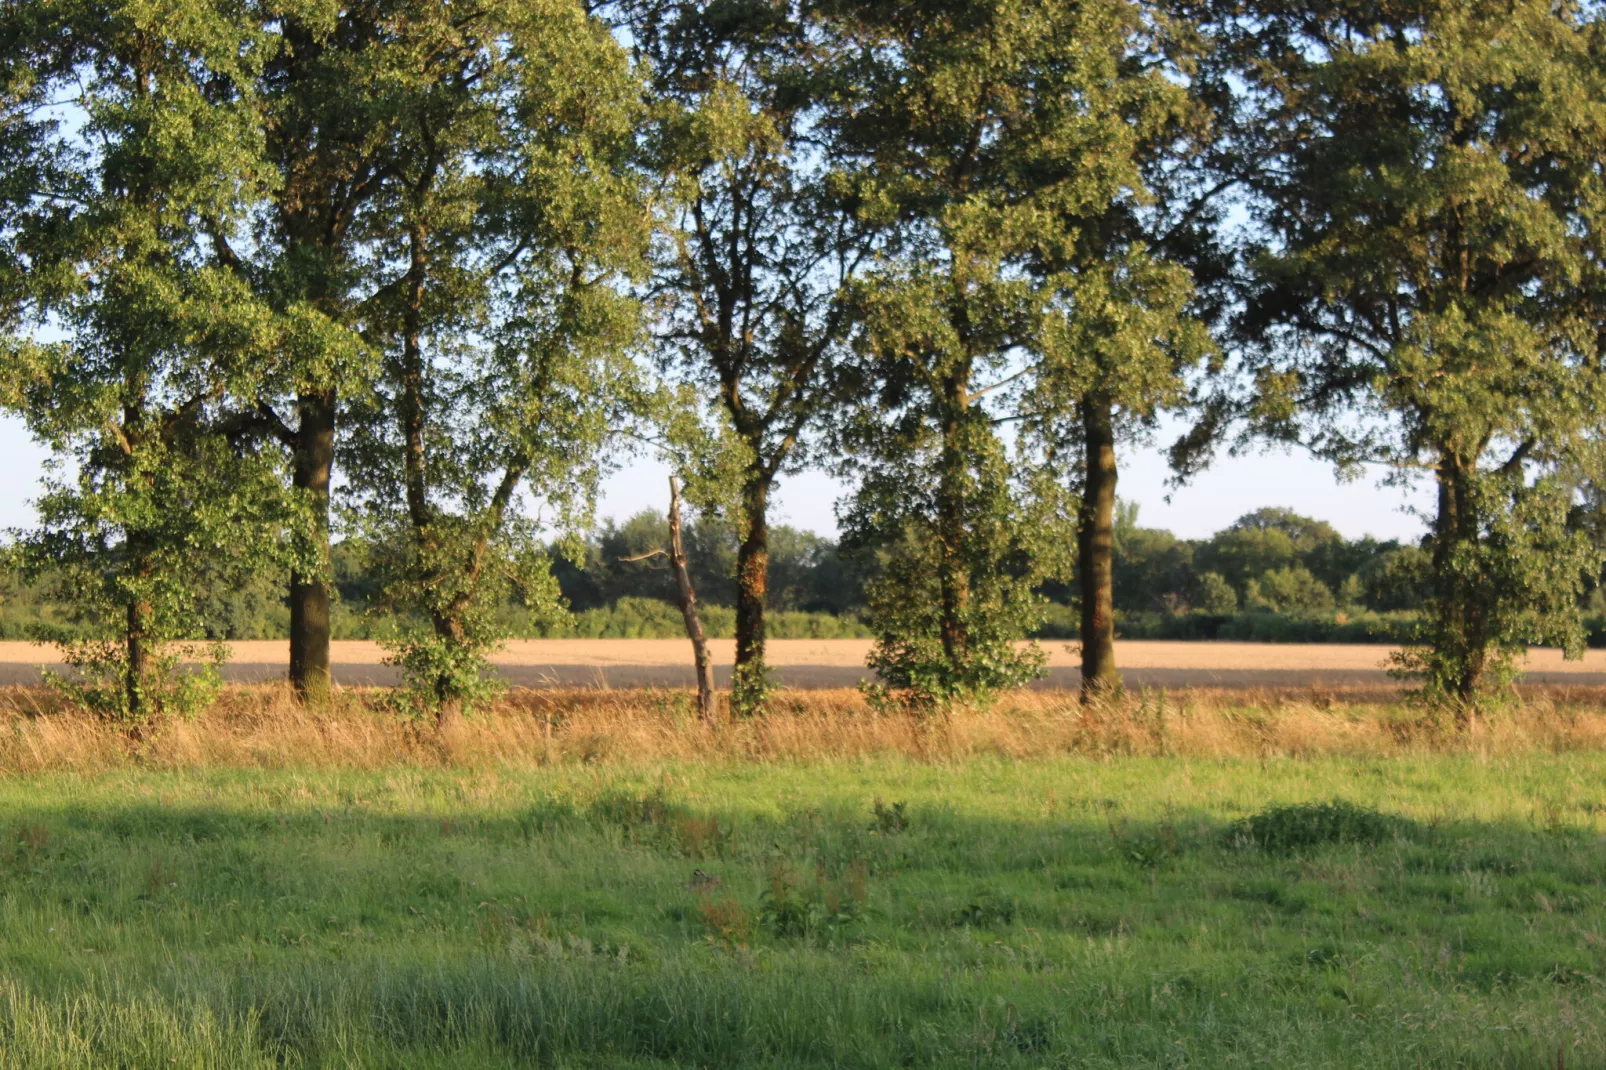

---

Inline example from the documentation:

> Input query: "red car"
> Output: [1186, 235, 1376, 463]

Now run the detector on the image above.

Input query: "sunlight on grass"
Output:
[0, 751, 1600, 1066]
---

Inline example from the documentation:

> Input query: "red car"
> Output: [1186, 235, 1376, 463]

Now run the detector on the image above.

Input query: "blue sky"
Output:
[1, 411, 1432, 543]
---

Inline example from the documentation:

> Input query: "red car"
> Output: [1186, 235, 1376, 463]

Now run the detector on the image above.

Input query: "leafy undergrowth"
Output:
[0, 756, 1601, 1067]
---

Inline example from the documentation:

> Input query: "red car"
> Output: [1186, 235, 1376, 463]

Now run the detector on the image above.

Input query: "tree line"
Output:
[2, 0, 1604, 727]
[0, 495, 1470, 652]
[0, 502, 1447, 638]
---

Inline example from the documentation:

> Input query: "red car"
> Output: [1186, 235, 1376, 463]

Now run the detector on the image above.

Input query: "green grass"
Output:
[0, 755, 1603, 1067]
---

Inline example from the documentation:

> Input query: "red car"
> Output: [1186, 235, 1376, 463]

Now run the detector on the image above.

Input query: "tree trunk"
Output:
[289, 389, 335, 702]
[1431, 450, 1485, 714]
[1078, 391, 1121, 702]
[669, 476, 718, 725]
[733, 478, 770, 714]
[121, 398, 153, 729]
[430, 611, 466, 733]
[936, 369, 972, 669]
[125, 596, 150, 728]
[401, 222, 431, 530]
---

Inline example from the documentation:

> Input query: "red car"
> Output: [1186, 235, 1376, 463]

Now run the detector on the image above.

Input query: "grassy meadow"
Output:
[0, 687, 1602, 1067]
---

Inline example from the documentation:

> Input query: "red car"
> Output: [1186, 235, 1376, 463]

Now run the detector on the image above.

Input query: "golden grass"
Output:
[4, 682, 1606, 773]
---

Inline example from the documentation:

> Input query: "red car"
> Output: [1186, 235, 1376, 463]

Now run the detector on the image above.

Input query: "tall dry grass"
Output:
[5, 682, 1606, 772]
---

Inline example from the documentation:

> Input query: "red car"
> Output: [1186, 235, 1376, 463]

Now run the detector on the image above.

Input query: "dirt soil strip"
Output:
[6, 638, 1606, 690]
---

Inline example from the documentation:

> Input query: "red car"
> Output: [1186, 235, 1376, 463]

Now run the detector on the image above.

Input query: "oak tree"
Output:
[621, 0, 867, 713]
[1237, 0, 1606, 708]
[1016, 0, 1228, 701]
[820, 0, 1218, 706]
[343, 0, 649, 723]
[212, 0, 482, 700]
[0, 1, 303, 728]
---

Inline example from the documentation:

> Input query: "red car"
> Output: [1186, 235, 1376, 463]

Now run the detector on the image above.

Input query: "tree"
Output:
[1237, 0, 1606, 708]
[604, 510, 739, 605]
[817, 0, 1219, 706]
[1016, 0, 1226, 700]
[822, 0, 1191, 707]
[1111, 524, 1198, 612]
[0, 1, 302, 729]
[1042, 259, 1213, 699]
[765, 526, 839, 609]
[1359, 546, 1431, 613]
[1246, 566, 1335, 613]
[1194, 571, 1238, 614]
[620, 0, 867, 714]
[213, 1, 472, 701]
[342, 0, 648, 723]
[1194, 521, 1297, 596]
[610, 477, 721, 722]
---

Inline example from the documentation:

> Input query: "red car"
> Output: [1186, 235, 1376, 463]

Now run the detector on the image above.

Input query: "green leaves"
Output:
[1237, 0, 1606, 703]
[337, 0, 652, 717]
[620, 0, 877, 703]
[821, 0, 1193, 707]
[0, 1, 314, 728]
[4, 0, 1604, 724]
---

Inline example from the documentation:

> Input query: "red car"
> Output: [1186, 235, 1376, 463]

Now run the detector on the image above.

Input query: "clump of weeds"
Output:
[759, 860, 868, 939]
[1230, 799, 1406, 853]
[869, 798, 909, 835]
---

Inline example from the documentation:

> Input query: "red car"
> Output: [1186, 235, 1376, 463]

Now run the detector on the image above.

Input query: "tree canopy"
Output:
[1236, 0, 1606, 704]
[3, 0, 1605, 723]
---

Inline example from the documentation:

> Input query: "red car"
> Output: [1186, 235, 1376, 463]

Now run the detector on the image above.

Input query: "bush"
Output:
[1228, 800, 1403, 853]
[1247, 566, 1335, 613]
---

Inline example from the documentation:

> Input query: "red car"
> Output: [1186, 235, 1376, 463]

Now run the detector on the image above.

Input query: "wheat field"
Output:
[6, 637, 1606, 688]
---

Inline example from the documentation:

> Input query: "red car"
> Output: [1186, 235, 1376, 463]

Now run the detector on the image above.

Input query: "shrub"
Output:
[869, 799, 910, 835]
[1229, 800, 1403, 853]
[759, 861, 867, 938]
[1195, 572, 1239, 614]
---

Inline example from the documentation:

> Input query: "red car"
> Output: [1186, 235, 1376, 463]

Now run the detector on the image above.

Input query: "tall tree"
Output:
[343, 0, 648, 724]
[0, 1, 301, 728]
[1236, 0, 1606, 709]
[820, 0, 1205, 707]
[218, 1, 460, 701]
[621, 0, 866, 714]
[1019, 0, 1228, 701]
[1026, 249, 1215, 701]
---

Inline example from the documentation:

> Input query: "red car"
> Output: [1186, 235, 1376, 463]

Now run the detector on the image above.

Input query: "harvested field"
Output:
[5, 637, 1606, 689]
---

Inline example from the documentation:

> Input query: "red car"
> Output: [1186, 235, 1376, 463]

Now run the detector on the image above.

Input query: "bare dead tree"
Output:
[620, 476, 718, 724]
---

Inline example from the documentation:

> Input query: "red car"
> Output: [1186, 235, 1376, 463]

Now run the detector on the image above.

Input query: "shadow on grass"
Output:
[0, 791, 1600, 1068]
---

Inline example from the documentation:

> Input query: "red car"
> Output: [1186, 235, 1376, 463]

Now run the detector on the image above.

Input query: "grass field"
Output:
[0, 686, 1603, 1066]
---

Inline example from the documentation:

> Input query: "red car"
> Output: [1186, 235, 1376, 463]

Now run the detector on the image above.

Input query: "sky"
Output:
[1, 411, 1432, 543]
[579, 414, 1436, 543]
